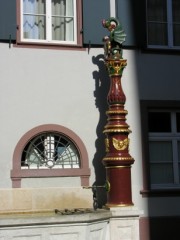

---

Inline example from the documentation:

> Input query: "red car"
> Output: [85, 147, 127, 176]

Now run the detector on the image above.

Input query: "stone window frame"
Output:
[11, 124, 90, 188]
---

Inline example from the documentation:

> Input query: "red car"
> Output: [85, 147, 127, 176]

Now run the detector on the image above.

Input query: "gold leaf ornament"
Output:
[105, 138, 110, 152]
[112, 137, 129, 150]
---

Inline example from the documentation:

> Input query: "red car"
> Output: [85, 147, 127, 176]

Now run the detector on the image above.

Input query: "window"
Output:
[20, 0, 80, 45]
[148, 110, 180, 189]
[0, 0, 111, 46]
[22, 132, 80, 169]
[146, 0, 180, 49]
[11, 124, 90, 188]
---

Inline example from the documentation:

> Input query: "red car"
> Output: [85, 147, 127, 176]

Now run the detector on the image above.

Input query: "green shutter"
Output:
[83, 0, 110, 45]
[0, 0, 16, 40]
[117, 0, 140, 47]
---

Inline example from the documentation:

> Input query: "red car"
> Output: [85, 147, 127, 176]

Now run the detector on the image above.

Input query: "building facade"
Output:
[0, 0, 180, 239]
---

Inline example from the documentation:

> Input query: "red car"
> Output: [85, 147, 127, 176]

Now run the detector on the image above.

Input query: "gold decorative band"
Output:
[105, 138, 110, 152]
[103, 129, 132, 133]
[107, 116, 125, 120]
[106, 110, 128, 114]
[109, 73, 122, 76]
[105, 58, 127, 63]
[103, 157, 134, 161]
[110, 103, 124, 107]
[104, 124, 129, 128]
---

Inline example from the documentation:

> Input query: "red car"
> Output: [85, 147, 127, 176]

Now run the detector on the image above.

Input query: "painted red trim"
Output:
[76, 0, 83, 46]
[14, 43, 86, 51]
[16, 0, 21, 43]
[139, 217, 150, 240]
[11, 124, 90, 188]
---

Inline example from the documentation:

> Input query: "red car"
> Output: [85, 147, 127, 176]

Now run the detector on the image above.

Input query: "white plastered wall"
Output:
[0, 43, 145, 213]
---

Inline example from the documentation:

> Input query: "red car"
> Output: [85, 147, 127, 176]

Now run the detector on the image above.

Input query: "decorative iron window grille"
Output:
[21, 132, 80, 169]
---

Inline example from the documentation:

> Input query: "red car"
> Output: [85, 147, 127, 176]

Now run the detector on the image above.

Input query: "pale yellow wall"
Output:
[0, 187, 92, 213]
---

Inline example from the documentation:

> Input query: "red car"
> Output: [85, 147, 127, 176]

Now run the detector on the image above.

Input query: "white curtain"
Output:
[23, 0, 74, 41]
[52, 0, 74, 41]
[23, 0, 46, 40]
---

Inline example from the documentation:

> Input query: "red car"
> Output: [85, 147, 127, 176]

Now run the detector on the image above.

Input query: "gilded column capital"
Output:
[105, 58, 127, 76]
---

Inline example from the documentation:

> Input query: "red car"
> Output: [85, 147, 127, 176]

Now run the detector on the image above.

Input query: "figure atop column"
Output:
[102, 17, 126, 60]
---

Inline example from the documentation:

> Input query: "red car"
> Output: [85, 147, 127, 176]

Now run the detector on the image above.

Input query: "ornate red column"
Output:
[102, 18, 134, 207]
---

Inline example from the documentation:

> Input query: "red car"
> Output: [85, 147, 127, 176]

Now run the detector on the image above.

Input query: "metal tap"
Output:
[83, 181, 110, 210]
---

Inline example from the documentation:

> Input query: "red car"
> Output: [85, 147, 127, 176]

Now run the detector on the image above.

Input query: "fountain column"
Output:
[102, 18, 134, 207]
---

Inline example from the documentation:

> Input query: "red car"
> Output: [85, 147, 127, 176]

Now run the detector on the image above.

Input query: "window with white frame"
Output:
[147, 0, 180, 49]
[21, 0, 77, 44]
[148, 110, 180, 189]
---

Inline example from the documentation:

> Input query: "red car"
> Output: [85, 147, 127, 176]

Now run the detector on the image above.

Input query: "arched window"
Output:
[11, 124, 90, 188]
[22, 132, 80, 169]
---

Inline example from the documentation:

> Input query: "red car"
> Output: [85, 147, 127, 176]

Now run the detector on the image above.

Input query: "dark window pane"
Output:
[147, 0, 167, 22]
[176, 113, 180, 132]
[147, 0, 168, 46]
[173, 0, 180, 46]
[177, 141, 180, 182]
[173, 24, 180, 46]
[172, 0, 180, 22]
[149, 141, 173, 163]
[148, 112, 171, 132]
[149, 139, 173, 185]
[148, 22, 167, 45]
[150, 163, 173, 184]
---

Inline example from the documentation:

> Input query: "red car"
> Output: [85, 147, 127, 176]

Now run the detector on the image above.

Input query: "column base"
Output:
[109, 206, 143, 240]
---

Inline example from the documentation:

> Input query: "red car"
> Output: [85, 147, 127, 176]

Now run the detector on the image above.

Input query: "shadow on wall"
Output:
[91, 54, 110, 208]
